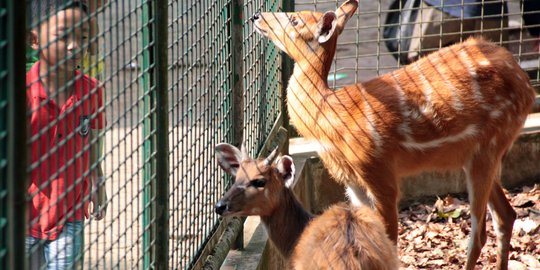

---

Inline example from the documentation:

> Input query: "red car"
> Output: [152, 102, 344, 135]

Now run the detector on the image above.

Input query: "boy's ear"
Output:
[28, 30, 39, 51]
[276, 156, 295, 188]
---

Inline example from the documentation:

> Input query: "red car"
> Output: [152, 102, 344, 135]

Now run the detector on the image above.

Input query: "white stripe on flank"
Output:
[458, 50, 483, 102]
[401, 124, 478, 150]
[363, 100, 382, 152]
[413, 63, 435, 115]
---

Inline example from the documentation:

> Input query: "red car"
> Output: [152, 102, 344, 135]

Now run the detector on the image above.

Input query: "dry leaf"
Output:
[514, 218, 539, 234]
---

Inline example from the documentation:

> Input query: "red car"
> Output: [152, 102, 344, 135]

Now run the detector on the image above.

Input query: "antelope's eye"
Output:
[250, 179, 266, 188]
[290, 17, 299, 26]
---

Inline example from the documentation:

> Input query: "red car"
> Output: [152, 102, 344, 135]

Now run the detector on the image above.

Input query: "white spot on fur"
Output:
[504, 61, 514, 69]
[401, 124, 478, 150]
[490, 137, 497, 146]
[478, 59, 490, 66]
[490, 110, 502, 119]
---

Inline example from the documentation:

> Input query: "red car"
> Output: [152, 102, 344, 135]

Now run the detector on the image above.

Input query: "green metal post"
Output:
[154, 0, 170, 268]
[141, 0, 155, 268]
[281, 0, 294, 154]
[230, 0, 245, 250]
[5, 1, 27, 269]
[142, 0, 169, 267]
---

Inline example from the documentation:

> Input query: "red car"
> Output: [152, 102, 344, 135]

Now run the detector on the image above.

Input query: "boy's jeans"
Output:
[25, 221, 83, 270]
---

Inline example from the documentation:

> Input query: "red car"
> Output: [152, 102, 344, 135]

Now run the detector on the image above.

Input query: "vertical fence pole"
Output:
[230, 0, 245, 250]
[281, 0, 294, 155]
[154, 0, 169, 268]
[142, 0, 169, 268]
[6, 1, 27, 269]
[142, 0, 155, 268]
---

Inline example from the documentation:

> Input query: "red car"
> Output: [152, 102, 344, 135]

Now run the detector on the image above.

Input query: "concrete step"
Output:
[522, 112, 540, 134]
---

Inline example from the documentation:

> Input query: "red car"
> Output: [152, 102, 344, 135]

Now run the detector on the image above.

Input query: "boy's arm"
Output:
[90, 128, 107, 220]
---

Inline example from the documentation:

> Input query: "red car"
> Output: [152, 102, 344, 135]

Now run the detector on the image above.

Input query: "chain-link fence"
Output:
[297, 0, 540, 91]
[2, 0, 539, 269]
[3, 0, 286, 269]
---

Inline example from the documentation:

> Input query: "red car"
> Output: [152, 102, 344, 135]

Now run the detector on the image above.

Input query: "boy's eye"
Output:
[250, 179, 266, 188]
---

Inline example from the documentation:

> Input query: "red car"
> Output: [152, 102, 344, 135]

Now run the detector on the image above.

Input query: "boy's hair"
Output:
[27, 0, 88, 28]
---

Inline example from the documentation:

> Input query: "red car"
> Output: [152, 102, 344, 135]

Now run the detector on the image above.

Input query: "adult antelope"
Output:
[251, 0, 536, 269]
[214, 143, 399, 269]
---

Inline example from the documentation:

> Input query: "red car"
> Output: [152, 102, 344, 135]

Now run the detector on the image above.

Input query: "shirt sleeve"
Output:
[90, 86, 106, 130]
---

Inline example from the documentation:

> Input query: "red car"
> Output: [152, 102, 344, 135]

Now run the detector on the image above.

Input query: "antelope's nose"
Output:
[215, 201, 227, 215]
[251, 12, 260, 22]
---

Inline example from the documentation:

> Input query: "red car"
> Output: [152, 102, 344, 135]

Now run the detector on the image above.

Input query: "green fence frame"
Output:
[1, 1, 27, 269]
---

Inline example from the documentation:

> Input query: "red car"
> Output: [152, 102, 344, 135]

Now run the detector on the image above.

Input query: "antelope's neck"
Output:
[286, 58, 333, 133]
[260, 189, 313, 259]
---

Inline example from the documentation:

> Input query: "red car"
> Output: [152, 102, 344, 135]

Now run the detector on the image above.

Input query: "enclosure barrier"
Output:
[1, 1, 27, 269]
[1, 0, 539, 270]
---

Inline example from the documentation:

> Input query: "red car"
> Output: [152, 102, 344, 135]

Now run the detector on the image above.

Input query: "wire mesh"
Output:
[22, 0, 153, 269]
[242, 0, 283, 154]
[167, 0, 232, 268]
[9, 0, 539, 269]
[167, 0, 283, 268]
[296, 0, 540, 90]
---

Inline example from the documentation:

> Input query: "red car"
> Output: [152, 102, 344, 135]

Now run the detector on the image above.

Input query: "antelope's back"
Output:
[356, 37, 535, 151]
[289, 203, 399, 270]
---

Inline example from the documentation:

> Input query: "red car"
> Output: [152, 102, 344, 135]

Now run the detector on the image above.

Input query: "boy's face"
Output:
[31, 8, 89, 72]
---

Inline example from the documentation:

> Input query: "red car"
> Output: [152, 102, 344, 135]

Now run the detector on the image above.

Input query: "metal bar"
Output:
[230, 0, 245, 250]
[281, 0, 294, 155]
[7, 1, 27, 269]
[154, 0, 169, 268]
[142, 0, 155, 268]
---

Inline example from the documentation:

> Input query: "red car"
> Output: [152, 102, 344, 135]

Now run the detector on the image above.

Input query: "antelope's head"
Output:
[214, 143, 295, 217]
[251, 0, 357, 63]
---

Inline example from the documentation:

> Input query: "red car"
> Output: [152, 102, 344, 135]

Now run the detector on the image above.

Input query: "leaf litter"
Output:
[398, 184, 540, 269]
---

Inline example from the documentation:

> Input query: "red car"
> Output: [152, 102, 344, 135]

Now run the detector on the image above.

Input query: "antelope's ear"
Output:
[215, 143, 242, 176]
[276, 155, 295, 188]
[335, 0, 358, 34]
[317, 11, 338, 43]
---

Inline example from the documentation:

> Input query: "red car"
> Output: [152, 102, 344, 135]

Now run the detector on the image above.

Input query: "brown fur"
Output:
[252, 1, 536, 269]
[215, 144, 399, 269]
[290, 203, 399, 270]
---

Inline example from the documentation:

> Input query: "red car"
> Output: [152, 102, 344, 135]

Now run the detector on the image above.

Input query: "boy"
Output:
[26, 0, 107, 268]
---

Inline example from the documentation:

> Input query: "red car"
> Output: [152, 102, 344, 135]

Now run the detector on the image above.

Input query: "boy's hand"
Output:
[89, 176, 108, 220]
